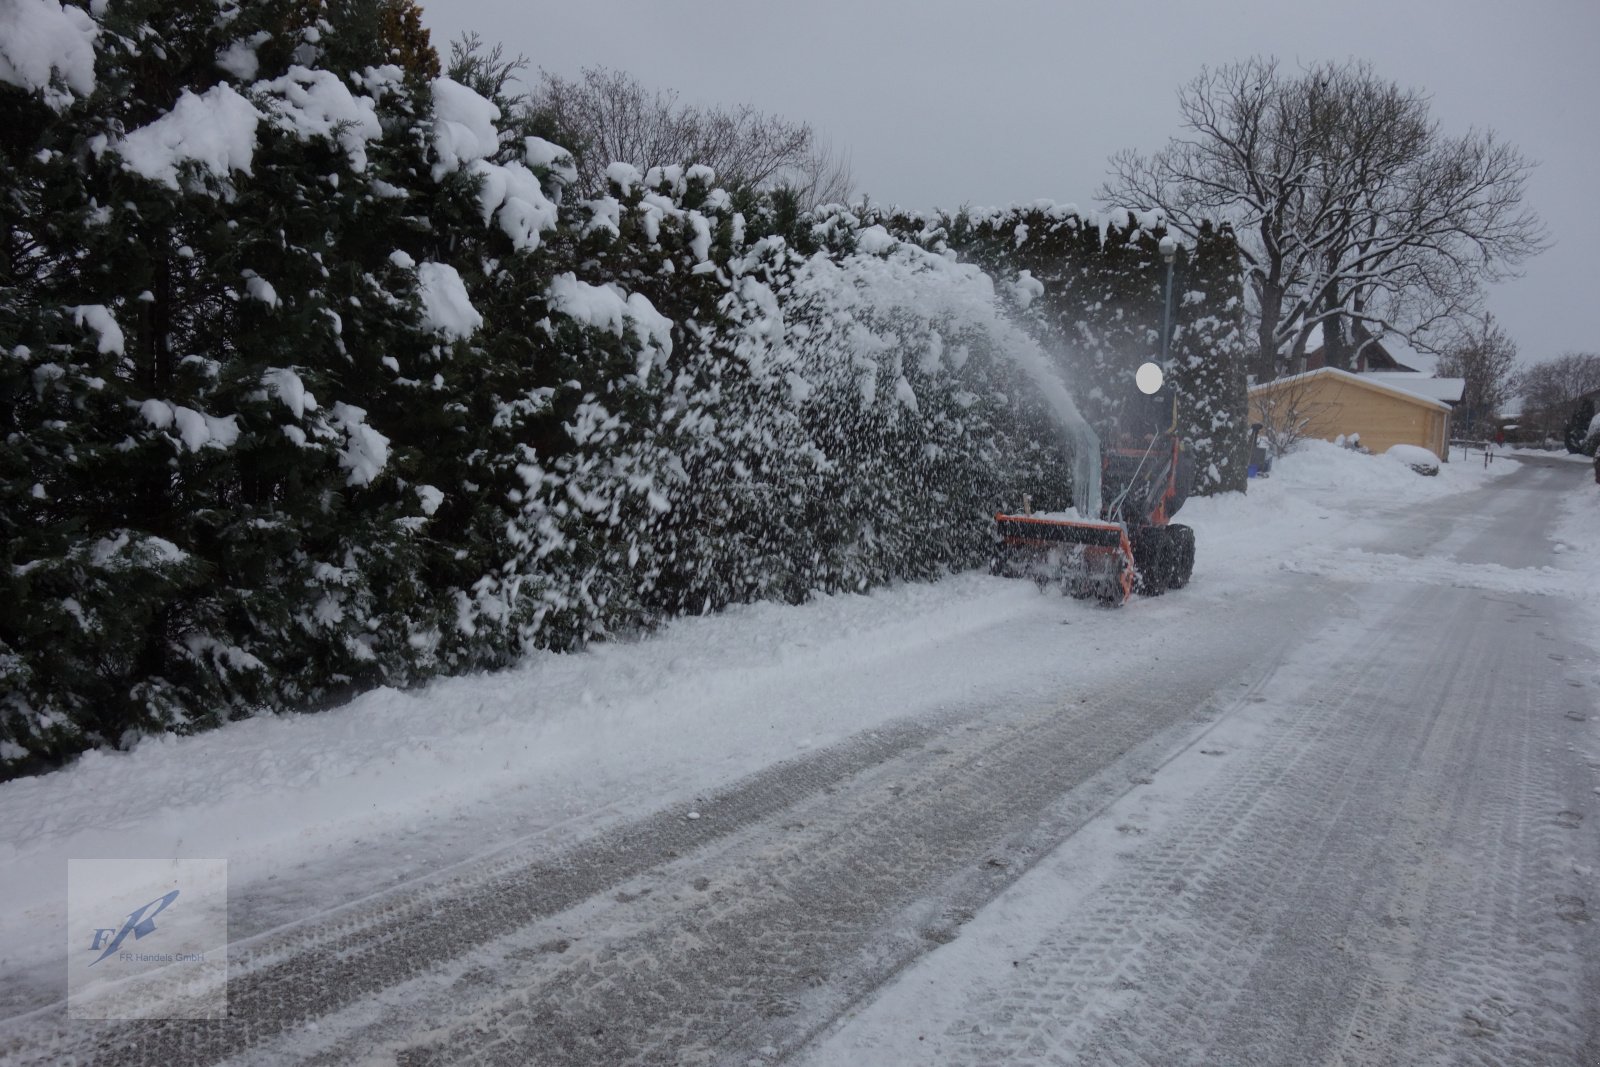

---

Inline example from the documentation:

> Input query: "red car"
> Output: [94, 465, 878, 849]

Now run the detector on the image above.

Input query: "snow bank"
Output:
[1384, 443, 1441, 472]
[1555, 477, 1600, 577]
[1269, 439, 1492, 500]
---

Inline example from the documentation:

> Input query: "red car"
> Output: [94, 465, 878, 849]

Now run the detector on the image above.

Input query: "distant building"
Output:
[1359, 372, 1466, 408]
[1303, 328, 1420, 373]
[1249, 367, 1454, 460]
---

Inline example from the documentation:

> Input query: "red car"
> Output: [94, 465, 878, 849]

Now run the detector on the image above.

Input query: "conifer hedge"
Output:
[0, 0, 1246, 773]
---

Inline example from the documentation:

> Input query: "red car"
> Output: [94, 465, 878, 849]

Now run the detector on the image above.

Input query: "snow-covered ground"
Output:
[1506, 445, 1593, 463]
[0, 441, 1527, 1015]
[795, 450, 1600, 1067]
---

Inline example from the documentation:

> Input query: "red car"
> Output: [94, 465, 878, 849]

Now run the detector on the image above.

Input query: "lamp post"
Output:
[1158, 234, 1178, 368]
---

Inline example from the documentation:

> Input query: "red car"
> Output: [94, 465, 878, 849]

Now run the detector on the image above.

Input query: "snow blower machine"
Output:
[993, 363, 1195, 605]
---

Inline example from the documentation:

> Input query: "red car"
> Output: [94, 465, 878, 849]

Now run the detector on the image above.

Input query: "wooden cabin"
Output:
[1249, 367, 1453, 460]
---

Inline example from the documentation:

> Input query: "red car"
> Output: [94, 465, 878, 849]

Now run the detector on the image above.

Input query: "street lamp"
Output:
[1158, 235, 1178, 369]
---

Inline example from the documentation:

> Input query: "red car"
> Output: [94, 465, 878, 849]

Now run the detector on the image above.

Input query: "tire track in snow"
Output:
[280, 597, 1316, 1066]
[921, 594, 1426, 1066]
[0, 591, 1328, 1067]
[802, 466, 1600, 1067]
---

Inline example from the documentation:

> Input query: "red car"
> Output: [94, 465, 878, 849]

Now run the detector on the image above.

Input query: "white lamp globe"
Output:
[1136, 361, 1164, 395]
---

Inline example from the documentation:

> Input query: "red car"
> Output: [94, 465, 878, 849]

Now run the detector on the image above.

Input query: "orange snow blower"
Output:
[993, 363, 1195, 605]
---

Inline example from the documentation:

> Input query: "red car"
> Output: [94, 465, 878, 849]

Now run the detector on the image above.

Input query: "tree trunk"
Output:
[1255, 281, 1283, 382]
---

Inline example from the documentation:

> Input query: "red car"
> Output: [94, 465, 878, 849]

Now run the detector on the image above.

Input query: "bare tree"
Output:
[1515, 351, 1600, 441]
[784, 136, 854, 209]
[1099, 58, 1547, 382]
[527, 66, 852, 206]
[1252, 375, 1329, 457]
[1434, 314, 1517, 436]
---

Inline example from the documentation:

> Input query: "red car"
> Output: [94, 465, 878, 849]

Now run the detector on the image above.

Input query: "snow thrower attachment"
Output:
[993, 362, 1195, 606]
[991, 512, 1136, 604]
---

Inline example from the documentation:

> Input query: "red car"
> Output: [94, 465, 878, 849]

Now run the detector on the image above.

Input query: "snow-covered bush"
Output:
[0, 6, 1237, 773]
[1583, 408, 1600, 456]
[870, 204, 1250, 496]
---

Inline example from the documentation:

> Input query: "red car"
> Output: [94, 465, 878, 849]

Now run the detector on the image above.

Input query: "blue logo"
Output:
[87, 889, 180, 966]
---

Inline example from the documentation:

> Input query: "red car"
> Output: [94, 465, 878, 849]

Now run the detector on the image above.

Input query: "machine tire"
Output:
[1166, 523, 1195, 588]
[1131, 527, 1169, 597]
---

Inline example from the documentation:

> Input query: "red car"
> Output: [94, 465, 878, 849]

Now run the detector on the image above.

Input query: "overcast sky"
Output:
[422, 0, 1598, 369]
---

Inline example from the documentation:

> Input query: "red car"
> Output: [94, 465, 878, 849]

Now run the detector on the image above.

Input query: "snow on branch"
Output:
[0, 0, 97, 108]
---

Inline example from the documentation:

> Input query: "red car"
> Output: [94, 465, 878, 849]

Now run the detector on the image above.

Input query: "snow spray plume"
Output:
[1001, 342, 1101, 519]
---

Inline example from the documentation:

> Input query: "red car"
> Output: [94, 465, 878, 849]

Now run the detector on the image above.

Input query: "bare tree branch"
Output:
[524, 66, 852, 208]
[1099, 57, 1548, 382]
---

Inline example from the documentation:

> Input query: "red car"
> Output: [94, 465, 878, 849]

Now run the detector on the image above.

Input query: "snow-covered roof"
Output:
[1374, 336, 1437, 376]
[1361, 372, 1465, 404]
[1249, 366, 1454, 413]
[1298, 323, 1439, 374]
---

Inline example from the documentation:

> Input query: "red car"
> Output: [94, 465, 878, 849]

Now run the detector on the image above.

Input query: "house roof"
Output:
[1302, 323, 1422, 373]
[1249, 366, 1455, 413]
[1362, 372, 1466, 404]
[1373, 335, 1438, 376]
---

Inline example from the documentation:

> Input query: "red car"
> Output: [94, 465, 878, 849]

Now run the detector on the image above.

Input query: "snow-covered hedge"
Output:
[869, 203, 1251, 496]
[0, 3, 1243, 773]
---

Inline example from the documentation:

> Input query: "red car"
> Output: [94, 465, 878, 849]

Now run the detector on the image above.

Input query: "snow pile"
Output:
[243, 272, 279, 307]
[262, 368, 316, 419]
[525, 136, 577, 187]
[0, 0, 97, 107]
[1269, 439, 1488, 499]
[118, 84, 261, 188]
[1384, 443, 1441, 473]
[117, 65, 392, 187]
[216, 32, 271, 81]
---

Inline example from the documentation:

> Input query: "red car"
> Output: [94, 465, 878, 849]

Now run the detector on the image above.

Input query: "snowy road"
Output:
[4, 455, 1599, 1065]
[807, 456, 1600, 1067]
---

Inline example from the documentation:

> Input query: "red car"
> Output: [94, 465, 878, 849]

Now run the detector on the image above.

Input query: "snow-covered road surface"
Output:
[3, 450, 1598, 1065]
[807, 459, 1600, 1066]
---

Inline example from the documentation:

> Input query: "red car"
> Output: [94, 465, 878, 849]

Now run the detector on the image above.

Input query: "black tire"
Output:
[1131, 526, 1168, 597]
[1166, 523, 1195, 588]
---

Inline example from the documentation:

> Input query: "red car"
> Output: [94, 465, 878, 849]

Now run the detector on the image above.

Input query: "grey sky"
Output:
[422, 0, 1598, 368]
